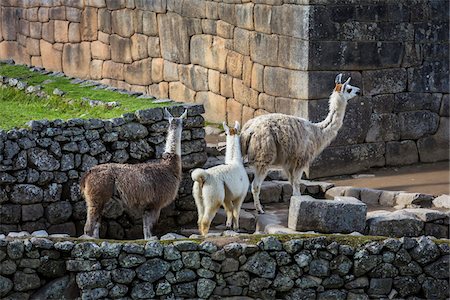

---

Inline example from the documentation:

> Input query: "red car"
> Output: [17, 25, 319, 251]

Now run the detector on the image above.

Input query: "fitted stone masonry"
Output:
[0, 0, 448, 177]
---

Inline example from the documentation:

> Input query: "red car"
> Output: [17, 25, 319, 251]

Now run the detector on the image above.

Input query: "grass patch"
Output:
[0, 63, 169, 130]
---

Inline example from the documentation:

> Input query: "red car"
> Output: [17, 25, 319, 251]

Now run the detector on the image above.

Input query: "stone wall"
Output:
[0, 104, 207, 238]
[0, 235, 448, 299]
[0, 0, 448, 178]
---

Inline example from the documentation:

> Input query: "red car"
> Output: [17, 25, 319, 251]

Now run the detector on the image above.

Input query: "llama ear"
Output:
[223, 122, 230, 135]
[234, 121, 240, 132]
[164, 108, 173, 121]
[344, 77, 351, 85]
[180, 109, 188, 119]
[335, 73, 343, 84]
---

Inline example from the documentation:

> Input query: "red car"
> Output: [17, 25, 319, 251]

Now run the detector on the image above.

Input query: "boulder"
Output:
[433, 194, 450, 209]
[288, 196, 367, 233]
[367, 210, 424, 237]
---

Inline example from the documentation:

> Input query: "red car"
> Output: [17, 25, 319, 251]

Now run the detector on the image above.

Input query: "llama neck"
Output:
[225, 136, 243, 164]
[316, 91, 347, 145]
[164, 127, 181, 156]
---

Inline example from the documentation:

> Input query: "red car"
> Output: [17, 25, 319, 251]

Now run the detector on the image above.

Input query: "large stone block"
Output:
[310, 143, 385, 178]
[417, 117, 449, 162]
[408, 61, 449, 93]
[264, 67, 307, 99]
[80, 7, 98, 41]
[331, 96, 372, 146]
[163, 60, 178, 81]
[195, 92, 226, 123]
[110, 34, 132, 63]
[278, 36, 308, 71]
[26, 38, 40, 56]
[148, 36, 161, 58]
[102, 61, 124, 80]
[68, 23, 81, 43]
[254, 4, 271, 34]
[98, 8, 111, 33]
[111, 9, 135, 38]
[178, 64, 208, 91]
[40, 40, 62, 71]
[151, 58, 164, 83]
[41, 20, 54, 43]
[226, 98, 242, 125]
[233, 27, 250, 56]
[91, 41, 110, 60]
[169, 82, 196, 103]
[366, 113, 400, 142]
[191, 34, 227, 72]
[135, 0, 166, 13]
[250, 32, 278, 66]
[271, 5, 308, 39]
[2, 7, 18, 40]
[385, 140, 418, 166]
[235, 3, 254, 30]
[362, 69, 407, 96]
[233, 79, 258, 109]
[440, 94, 449, 117]
[309, 41, 404, 71]
[124, 58, 152, 85]
[367, 210, 424, 237]
[131, 34, 148, 61]
[181, 0, 206, 18]
[399, 110, 439, 139]
[158, 12, 190, 64]
[29, 22, 42, 39]
[63, 42, 91, 79]
[288, 195, 367, 233]
[394, 93, 441, 113]
[227, 51, 243, 79]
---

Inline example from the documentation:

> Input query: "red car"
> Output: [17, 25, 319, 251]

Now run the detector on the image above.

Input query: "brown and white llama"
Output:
[80, 108, 187, 239]
[240, 74, 361, 213]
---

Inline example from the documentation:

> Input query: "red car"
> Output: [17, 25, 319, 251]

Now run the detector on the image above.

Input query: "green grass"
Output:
[0, 63, 169, 130]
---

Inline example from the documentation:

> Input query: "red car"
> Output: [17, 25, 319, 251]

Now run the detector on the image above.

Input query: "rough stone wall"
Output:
[0, 105, 207, 238]
[0, 0, 448, 178]
[0, 235, 448, 299]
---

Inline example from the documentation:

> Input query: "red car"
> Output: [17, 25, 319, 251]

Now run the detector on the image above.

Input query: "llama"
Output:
[80, 108, 187, 239]
[241, 74, 361, 213]
[191, 121, 249, 236]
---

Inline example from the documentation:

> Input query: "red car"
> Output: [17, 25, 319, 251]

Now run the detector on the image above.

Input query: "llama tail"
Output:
[191, 169, 209, 188]
[79, 170, 91, 197]
[240, 127, 253, 158]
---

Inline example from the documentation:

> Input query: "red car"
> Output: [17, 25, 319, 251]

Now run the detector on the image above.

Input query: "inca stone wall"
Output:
[0, 0, 448, 178]
[0, 235, 448, 299]
[0, 104, 207, 238]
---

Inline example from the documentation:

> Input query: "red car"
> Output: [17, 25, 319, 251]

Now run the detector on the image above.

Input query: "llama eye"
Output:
[347, 89, 352, 93]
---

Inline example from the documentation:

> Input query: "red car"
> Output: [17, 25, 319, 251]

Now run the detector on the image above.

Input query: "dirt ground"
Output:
[325, 161, 449, 196]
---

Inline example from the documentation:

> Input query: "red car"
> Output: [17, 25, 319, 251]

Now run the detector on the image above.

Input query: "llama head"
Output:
[165, 108, 188, 133]
[334, 74, 361, 101]
[223, 121, 240, 136]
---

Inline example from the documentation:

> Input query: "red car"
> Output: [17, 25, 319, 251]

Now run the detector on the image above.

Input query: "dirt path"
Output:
[325, 161, 449, 196]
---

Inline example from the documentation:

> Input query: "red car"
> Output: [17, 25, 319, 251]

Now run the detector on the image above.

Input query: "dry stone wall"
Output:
[0, 0, 448, 178]
[0, 235, 448, 299]
[0, 104, 208, 238]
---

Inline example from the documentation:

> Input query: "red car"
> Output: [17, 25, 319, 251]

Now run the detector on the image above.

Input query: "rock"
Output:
[111, 268, 135, 284]
[172, 282, 196, 298]
[31, 230, 48, 237]
[288, 196, 367, 233]
[309, 259, 330, 277]
[424, 255, 449, 279]
[176, 269, 196, 282]
[14, 271, 41, 291]
[0, 204, 21, 224]
[131, 282, 155, 299]
[136, 258, 170, 282]
[28, 148, 60, 171]
[118, 123, 148, 140]
[367, 210, 424, 237]
[76, 270, 111, 289]
[72, 242, 101, 259]
[197, 278, 216, 298]
[28, 275, 71, 300]
[399, 111, 439, 139]
[155, 280, 171, 296]
[45, 201, 72, 224]
[212, 209, 256, 232]
[182, 251, 201, 269]
[432, 194, 450, 209]
[410, 236, 440, 265]
[354, 249, 382, 276]
[259, 236, 283, 251]
[241, 251, 276, 279]
[422, 277, 449, 299]
[54, 241, 75, 252]
[160, 233, 187, 241]
[7, 240, 24, 259]
[11, 184, 43, 204]
[145, 241, 164, 257]
[386, 141, 419, 166]
[393, 276, 420, 297]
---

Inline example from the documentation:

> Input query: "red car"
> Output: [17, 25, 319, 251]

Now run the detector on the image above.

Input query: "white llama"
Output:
[191, 121, 250, 235]
[240, 74, 361, 213]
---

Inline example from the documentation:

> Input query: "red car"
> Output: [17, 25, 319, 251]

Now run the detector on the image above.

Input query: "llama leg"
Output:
[193, 182, 204, 232]
[292, 169, 304, 196]
[223, 200, 234, 229]
[252, 167, 268, 214]
[200, 204, 220, 236]
[232, 195, 246, 231]
[84, 205, 102, 238]
[143, 209, 160, 240]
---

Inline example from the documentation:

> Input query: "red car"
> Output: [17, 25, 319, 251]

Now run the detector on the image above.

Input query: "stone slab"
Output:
[288, 195, 367, 233]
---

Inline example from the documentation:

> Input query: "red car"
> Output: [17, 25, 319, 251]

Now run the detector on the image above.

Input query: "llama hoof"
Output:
[257, 209, 265, 214]
[226, 226, 232, 230]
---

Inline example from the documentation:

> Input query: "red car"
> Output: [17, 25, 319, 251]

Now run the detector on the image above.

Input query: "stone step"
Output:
[212, 208, 256, 232]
